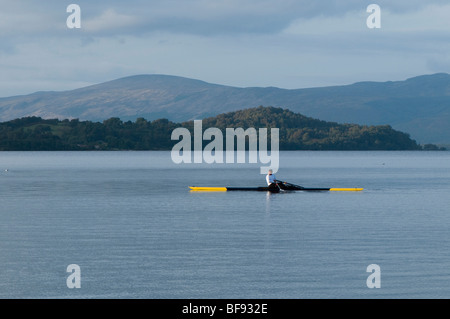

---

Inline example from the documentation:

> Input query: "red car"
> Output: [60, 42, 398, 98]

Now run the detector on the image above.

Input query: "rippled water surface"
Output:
[1, 151, 449, 298]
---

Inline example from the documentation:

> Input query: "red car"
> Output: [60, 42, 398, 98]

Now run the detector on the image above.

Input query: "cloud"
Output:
[83, 9, 141, 33]
[71, 1, 450, 37]
[283, 3, 450, 34]
[280, 3, 450, 59]
[1, 0, 449, 38]
[0, 0, 449, 97]
[0, 4, 61, 37]
[383, 4, 450, 32]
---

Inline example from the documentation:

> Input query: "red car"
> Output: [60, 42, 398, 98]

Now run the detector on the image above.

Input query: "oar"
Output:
[278, 180, 304, 190]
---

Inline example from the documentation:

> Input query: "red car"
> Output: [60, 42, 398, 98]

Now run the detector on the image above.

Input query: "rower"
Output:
[266, 169, 279, 190]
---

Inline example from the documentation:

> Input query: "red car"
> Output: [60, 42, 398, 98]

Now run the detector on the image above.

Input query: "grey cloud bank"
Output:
[0, 0, 449, 96]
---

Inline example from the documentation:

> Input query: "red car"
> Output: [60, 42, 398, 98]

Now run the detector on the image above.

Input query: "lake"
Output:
[0, 151, 449, 299]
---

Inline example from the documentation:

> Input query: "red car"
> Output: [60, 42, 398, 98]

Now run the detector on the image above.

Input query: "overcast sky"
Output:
[0, 0, 449, 97]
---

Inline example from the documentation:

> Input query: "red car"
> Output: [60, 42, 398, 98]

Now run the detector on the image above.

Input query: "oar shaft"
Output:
[329, 188, 363, 191]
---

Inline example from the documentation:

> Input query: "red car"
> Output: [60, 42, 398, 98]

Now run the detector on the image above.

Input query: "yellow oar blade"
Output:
[189, 186, 227, 192]
[329, 188, 363, 191]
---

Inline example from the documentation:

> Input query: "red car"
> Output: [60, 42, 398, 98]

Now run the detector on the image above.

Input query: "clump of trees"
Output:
[195, 106, 424, 150]
[0, 116, 179, 150]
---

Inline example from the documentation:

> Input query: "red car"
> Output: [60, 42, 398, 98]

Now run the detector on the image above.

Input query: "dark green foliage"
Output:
[189, 106, 423, 150]
[0, 116, 180, 150]
[0, 106, 434, 151]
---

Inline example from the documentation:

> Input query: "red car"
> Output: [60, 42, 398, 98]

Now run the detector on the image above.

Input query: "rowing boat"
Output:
[189, 182, 363, 193]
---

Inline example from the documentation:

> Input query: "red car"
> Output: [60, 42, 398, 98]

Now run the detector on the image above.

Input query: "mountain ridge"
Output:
[0, 73, 449, 143]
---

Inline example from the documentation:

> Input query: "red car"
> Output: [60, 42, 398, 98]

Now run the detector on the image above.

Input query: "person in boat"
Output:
[266, 169, 280, 190]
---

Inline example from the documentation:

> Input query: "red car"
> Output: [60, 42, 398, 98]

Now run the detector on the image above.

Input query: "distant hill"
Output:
[0, 73, 449, 144]
[0, 106, 429, 151]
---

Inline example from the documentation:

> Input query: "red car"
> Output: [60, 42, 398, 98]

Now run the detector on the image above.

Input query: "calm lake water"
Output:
[0, 151, 450, 299]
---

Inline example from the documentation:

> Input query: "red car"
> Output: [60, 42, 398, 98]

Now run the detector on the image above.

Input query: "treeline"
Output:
[0, 106, 443, 151]
[0, 116, 178, 151]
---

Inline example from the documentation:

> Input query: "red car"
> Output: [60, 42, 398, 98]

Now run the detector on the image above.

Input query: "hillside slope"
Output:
[0, 73, 448, 143]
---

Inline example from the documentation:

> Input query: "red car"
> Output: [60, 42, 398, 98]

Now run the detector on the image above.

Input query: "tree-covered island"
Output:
[0, 106, 444, 151]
